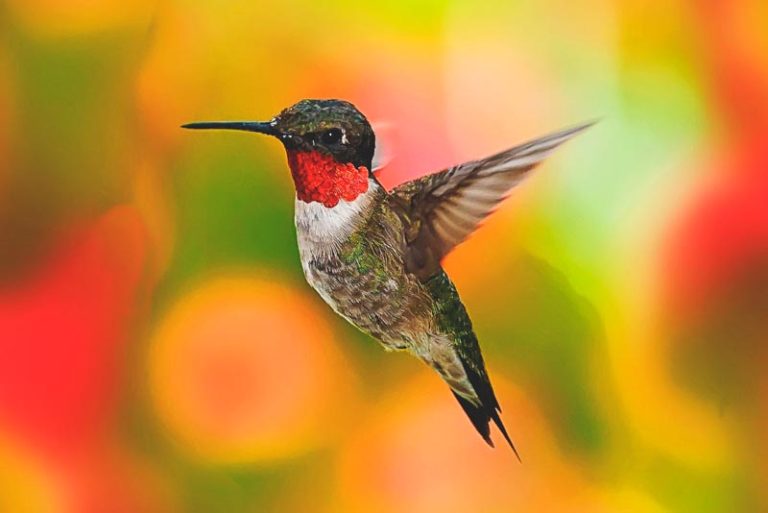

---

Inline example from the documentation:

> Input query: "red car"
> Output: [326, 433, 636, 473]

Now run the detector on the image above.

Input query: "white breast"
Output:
[294, 179, 380, 260]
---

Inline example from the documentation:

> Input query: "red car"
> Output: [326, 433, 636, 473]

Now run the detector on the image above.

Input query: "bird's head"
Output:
[183, 99, 376, 207]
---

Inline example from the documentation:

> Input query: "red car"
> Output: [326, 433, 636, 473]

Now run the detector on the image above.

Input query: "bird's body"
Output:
[296, 180, 431, 350]
[184, 99, 591, 454]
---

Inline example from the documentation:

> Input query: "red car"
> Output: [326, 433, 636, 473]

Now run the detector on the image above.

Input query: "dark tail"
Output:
[454, 360, 521, 461]
[423, 271, 520, 459]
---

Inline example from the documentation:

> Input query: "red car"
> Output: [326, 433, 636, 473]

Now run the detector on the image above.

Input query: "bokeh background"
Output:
[0, 0, 766, 511]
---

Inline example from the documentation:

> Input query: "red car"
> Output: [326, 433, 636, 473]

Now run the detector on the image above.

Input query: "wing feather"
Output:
[390, 122, 594, 278]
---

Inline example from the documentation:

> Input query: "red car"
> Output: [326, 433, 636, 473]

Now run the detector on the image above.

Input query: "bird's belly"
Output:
[301, 257, 425, 350]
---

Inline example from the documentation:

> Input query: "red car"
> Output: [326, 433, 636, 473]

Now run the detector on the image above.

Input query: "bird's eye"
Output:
[320, 128, 343, 145]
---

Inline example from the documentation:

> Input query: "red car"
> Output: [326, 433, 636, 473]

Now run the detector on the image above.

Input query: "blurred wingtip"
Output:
[562, 118, 600, 138]
[371, 120, 395, 172]
[581, 117, 601, 128]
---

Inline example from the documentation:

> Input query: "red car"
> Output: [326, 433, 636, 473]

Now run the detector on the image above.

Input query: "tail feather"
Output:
[421, 270, 520, 459]
[457, 356, 521, 461]
[452, 392, 494, 446]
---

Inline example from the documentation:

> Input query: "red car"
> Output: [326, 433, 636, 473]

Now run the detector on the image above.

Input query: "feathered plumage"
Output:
[184, 99, 592, 455]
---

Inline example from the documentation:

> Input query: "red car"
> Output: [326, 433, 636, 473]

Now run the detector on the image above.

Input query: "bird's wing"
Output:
[389, 122, 593, 278]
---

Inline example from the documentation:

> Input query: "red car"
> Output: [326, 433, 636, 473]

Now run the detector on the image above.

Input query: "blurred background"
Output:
[0, 0, 766, 511]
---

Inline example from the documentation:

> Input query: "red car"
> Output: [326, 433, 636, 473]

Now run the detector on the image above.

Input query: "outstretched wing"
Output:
[389, 122, 593, 278]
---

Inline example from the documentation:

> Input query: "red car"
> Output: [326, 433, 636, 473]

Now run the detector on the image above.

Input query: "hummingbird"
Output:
[183, 99, 591, 456]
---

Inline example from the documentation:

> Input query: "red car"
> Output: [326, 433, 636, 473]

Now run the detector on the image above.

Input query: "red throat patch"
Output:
[286, 150, 370, 208]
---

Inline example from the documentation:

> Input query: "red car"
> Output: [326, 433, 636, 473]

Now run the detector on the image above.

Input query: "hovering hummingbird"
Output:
[183, 99, 591, 457]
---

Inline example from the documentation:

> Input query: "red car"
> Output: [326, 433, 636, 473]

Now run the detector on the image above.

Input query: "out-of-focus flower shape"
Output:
[662, 0, 768, 415]
[664, 162, 768, 319]
[0, 205, 168, 512]
[0, 206, 148, 452]
[658, 145, 768, 496]
[148, 275, 357, 464]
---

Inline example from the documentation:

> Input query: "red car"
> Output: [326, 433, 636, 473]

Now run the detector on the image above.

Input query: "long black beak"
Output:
[181, 120, 279, 136]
